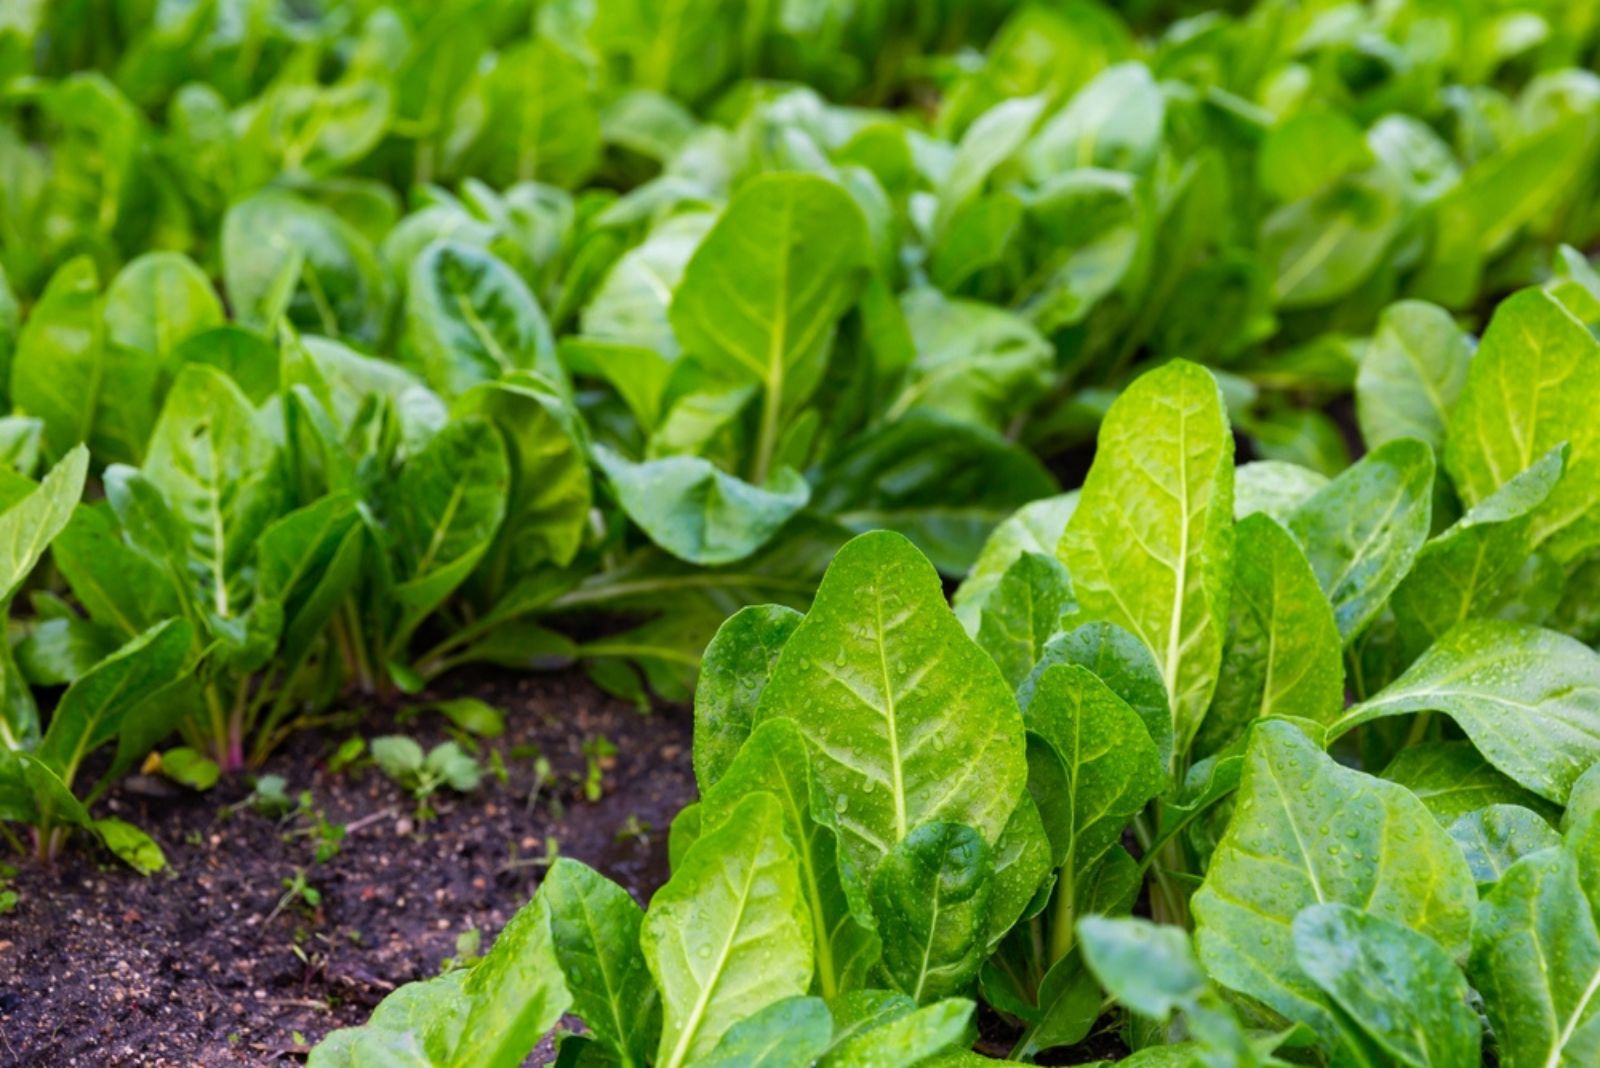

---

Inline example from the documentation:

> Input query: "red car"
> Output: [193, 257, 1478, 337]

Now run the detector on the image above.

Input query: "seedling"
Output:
[370, 736, 482, 819]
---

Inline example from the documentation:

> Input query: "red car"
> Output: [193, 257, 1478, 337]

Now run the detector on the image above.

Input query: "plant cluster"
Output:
[314, 280, 1600, 1064]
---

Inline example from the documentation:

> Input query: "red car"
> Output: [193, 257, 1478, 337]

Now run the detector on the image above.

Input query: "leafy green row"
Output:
[312, 279, 1600, 1065]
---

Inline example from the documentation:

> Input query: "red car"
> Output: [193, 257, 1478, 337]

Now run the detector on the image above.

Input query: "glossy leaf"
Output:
[693, 605, 803, 792]
[871, 821, 993, 1003]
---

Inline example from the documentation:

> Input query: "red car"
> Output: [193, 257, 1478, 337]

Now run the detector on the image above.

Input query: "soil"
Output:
[0, 668, 696, 1067]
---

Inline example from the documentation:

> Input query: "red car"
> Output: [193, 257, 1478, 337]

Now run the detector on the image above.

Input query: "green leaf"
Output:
[254, 493, 364, 668]
[1019, 621, 1172, 770]
[643, 791, 812, 1068]
[1288, 437, 1434, 644]
[1449, 805, 1561, 888]
[159, 747, 220, 791]
[695, 996, 833, 1068]
[1380, 742, 1555, 826]
[871, 821, 994, 1003]
[594, 444, 810, 566]
[976, 552, 1074, 691]
[953, 494, 1078, 633]
[103, 251, 223, 361]
[669, 173, 871, 483]
[1234, 461, 1328, 525]
[1193, 721, 1476, 1060]
[1292, 903, 1480, 1068]
[1444, 288, 1600, 563]
[1261, 169, 1402, 308]
[819, 997, 974, 1068]
[35, 619, 194, 786]
[753, 531, 1027, 884]
[1390, 446, 1565, 654]
[700, 718, 878, 1000]
[447, 890, 573, 1068]
[1355, 300, 1471, 452]
[371, 736, 425, 782]
[1336, 621, 1600, 804]
[1198, 513, 1343, 756]
[1060, 359, 1234, 750]
[541, 858, 658, 1067]
[93, 817, 166, 876]
[10, 257, 105, 461]
[1469, 832, 1600, 1068]
[419, 697, 504, 739]
[693, 604, 803, 792]
[406, 240, 558, 398]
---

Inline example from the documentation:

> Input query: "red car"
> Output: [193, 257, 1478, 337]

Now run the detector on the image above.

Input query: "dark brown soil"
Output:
[0, 669, 695, 1067]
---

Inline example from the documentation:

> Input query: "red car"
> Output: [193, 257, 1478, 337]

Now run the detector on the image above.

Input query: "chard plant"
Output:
[318, 318, 1600, 1063]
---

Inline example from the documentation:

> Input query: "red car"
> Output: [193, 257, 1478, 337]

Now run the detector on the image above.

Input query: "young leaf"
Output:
[871, 821, 994, 1003]
[1355, 300, 1471, 451]
[1060, 360, 1234, 750]
[693, 604, 803, 792]
[1448, 805, 1561, 888]
[10, 257, 104, 461]
[1198, 512, 1343, 756]
[1292, 903, 1480, 1068]
[1444, 288, 1600, 563]
[593, 445, 811, 566]
[818, 997, 974, 1067]
[953, 493, 1078, 633]
[1193, 721, 1476, 1060]
[541, 858, 659, 1067]
[695, 996, 832, 1068]
[643, 791, 813, 1068]
[976, 552, 1074, 691]
[753, 531, 1027, 884]
[1288, 437, 1434, 643]
[1336, 621, 1600, 804]
[1019, 621, 1171, 769]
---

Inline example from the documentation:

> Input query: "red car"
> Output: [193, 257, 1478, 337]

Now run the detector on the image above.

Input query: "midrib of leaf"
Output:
[1164, 400, 1190, 730]
[1261, 753, 1327, 903]
[753, 191, 794, 486]
[200, 424, 229, 618]
[574, 890, 635, 1067]
[1549, 951, 1600, 1068]
[661, 850, 761, 1068]
[875, 571, 910, 842]
[414, 480, 468, 577]
[1276, 212, 1356, 299]
[913, 879, 944, 1003]
[453, 288, 511, 373]
[58, 662, 144, 789]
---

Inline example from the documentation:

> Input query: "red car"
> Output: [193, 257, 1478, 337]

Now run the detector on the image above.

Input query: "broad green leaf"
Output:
[819, 997, 974, 1068]
[1198, 513, 1343, 756]
[1288, 437, 1434, 643]
[987, 794, 1053, 950]
[1469, 832, 1600, 1068]
[953, 493, 1078, 632]
[92, 817, 166, 875]
[1381, 742, 1555, 826]
[1193, 722, 1476, 1060]
[871, 822, 993, 1003]
[1336, 621, 1600, 804]
[1390, 446, 1565, 653]
[580, 211, 712, 360]
[1355, 300, 1472, 451]
[103, 251, 223, 361]
[753, 530, 1028, 883]
[1234, 461, 1328, 524]
[10, 257, 106, 461]
[1262, 169, 1402, 308]
[976, 552, 1073, 691]
[309, 972, 470, 1068]
[254, 494, 363, 668]
[1014, 170, 1140, 332]
[0, 444, 87, 606]
[1292, 903, 1480, 1068]
[700, 718, 878, 1001]
[34, 619, 193, 783]
[446, 890, 573, 1068]
[936, 95, 1045, 234]
[669, 173, 871, 483]
[1024, 63, 1164, 176]
[594, 445, 809, 566]
[890, 289, 1052, 434]
[541, 858, 658, 1067]
[696, 996, 832, 1068]
[1060, 359, 1234, 749]
[142, 364, 284, 619]
[1020, 621, 1172, 770]
[1449, 805, 1561, 888]
[693, 604, 803, 792]
[406, 240, 558, 398]
[644, 791, 812, 1068]
[1444, 288, 1600, 563]
[1258, 110, 1371, 202]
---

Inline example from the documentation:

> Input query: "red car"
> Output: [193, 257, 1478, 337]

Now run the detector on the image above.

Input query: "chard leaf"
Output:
[976, 552, 1074, 691]
[1390, 446, 1565, 654]
[1449, 805, 1561, 888]
[1336, 621, 1600, 804]
[446, 891, 573, 1068]
[818, 997, 974, 1067]
[309, 972, 469, 1067]
[693, 604, 803, 792]
[753, 530, 1027, 885]
[1019, 621, 1171, 770]
[10, 257, 105, 462]
[1380, 741, 1555, 826]
[1292, 903, 1480, 1068]
[593, 444, 810, 566]
[1198, 512, 1343, 756]
[643, 791, 813, 1068]
[696, 996, 832, 1068]
[669, 173, 870, 483]
[541, 858, 658, 1067]
[871, 821, 994, 1003]
[91, 817, 166, 876]
[1193, 721, 1476, 1060]
[1354, 300, 1472, 452]
[953, 493, 1078, 633]
[103, 251, 223, 361]
[701, 718, 878, 1000]
[1060, 360, 1234, 750]
[1288, 437, 1434, 644]
[254, 493, 363, 668]
[1233, 461, 1328, 524]
[1444, 287, 1600, 562]
[405, 240, 557, 398]
[1469, 826, 1600, 1068]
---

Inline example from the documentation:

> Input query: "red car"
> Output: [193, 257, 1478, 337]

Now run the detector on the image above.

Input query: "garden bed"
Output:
[1, 670, 694, 1067]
